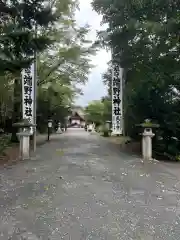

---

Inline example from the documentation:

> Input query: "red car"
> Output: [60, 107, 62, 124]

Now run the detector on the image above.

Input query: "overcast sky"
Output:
[75, 0, 111, 107]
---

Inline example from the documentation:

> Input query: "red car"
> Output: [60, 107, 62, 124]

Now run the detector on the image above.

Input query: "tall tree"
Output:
[0, 0, 58, 72]
[0, 0, 95, 143]
[92, 0, 180, 158]
[85, 99, 111, 125]
[34, 1, 96, 133]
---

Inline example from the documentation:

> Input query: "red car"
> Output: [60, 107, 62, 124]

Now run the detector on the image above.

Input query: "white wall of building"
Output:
[72, 119, 81, 125]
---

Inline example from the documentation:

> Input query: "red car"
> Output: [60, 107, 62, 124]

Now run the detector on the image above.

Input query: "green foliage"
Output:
[0, 0, 95, 145]
[85, 100, 104, 124]
[101, 125, 110, 137]
[36, 13, 96, 132]
[85, 99, 111, 125]
[0, 0, 58, 73]
[85, 98, 111, 138]
[0, 135, 11, 155]
[92, 0, 180, 159]
[37, 82, 72, 132]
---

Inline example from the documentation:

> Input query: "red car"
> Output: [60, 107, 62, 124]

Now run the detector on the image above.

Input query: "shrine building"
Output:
[68, 110, 85, 127]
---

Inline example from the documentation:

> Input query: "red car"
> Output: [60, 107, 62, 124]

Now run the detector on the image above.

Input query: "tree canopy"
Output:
[92, 0, 180, 159]
[85, 98, 111, 125]
[0, 0, 60, 72]
[0, 0, 95, 143]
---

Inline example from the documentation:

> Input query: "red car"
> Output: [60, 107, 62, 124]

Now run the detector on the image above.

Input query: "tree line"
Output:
[86, 0, 180, 160]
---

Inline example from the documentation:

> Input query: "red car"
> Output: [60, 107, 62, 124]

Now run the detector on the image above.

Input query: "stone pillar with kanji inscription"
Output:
[111, 65, 123, 135]
[22, 64, 35, 136]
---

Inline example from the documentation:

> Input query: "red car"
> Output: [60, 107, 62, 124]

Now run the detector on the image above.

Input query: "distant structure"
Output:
[68, 108, 85, 127]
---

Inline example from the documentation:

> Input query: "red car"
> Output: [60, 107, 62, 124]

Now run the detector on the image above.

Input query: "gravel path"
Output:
[0, 128, 180, 239]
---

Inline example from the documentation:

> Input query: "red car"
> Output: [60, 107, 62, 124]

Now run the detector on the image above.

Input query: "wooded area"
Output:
[89, 0, 180, 160]
[0, 0, 94, 150]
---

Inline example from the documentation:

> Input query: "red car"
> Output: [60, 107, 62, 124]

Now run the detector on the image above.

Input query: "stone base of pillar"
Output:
[111, 131, 122, 136]
[142, 132, 155, 160]
[17, 131, 31, 160]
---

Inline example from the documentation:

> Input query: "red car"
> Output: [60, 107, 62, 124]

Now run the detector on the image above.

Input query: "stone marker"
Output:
[13, 119, 35, 160]
[137, 119, 159, 160]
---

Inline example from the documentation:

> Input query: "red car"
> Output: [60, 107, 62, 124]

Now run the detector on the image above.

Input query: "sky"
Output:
[75, 0, 111, 107]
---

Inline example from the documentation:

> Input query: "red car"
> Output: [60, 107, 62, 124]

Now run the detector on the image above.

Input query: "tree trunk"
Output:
[11, 76, 22, 142]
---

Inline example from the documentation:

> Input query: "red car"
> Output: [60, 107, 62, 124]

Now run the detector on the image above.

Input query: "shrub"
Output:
[101, 125, 110, 137]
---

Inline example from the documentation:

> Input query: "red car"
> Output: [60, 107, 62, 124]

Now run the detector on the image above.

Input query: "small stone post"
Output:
[13, 120, 34, 160]
[56, 122, 62, 134]
[142, 128, 155, 160]
[92, 122, 96, 132]
[47, 119, 53, 141]
[17, 131, 31, 160]
[137, 119, 159, 161]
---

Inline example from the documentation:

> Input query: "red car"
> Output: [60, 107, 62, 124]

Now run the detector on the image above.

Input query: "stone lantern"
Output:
[56, 121, 62, 134]
[13, 119, 35, 160]
[137, 119, 159, 160]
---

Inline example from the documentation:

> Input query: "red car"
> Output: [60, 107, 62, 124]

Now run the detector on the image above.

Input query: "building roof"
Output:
[69, 111, 85, 121]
